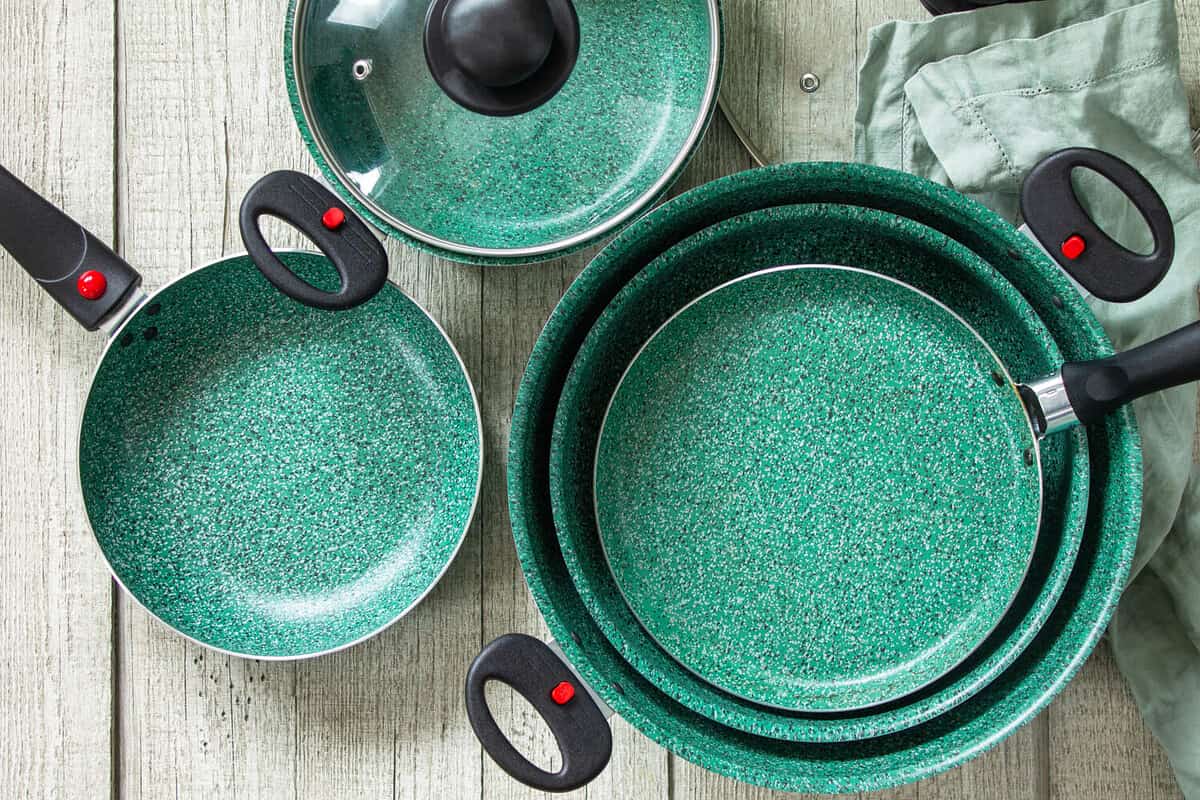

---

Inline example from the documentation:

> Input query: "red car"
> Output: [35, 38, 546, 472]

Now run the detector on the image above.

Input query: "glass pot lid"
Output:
[287, 0, 723, 263]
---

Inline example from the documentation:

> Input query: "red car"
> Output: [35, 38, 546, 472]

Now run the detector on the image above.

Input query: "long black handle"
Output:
[1020, 148, 1174, 303]
[920, 0, 1039, 14]
[239, 171, 387, 310]
[0, 166, 141, 331]
[466, 634, 612, 793]
[1062, 322, 1200, 424]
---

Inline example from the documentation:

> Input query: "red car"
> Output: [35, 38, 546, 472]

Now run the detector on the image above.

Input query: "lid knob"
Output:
[424, 0, 580, 117]
[443, 0, 555, 88]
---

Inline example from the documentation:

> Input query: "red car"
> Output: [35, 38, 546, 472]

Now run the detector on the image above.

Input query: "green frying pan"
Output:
[472, 160, 1168, 794]
[0, 167, 482, 659]
[551, 202, 1087, 740]
[595, 264, 1050, 713]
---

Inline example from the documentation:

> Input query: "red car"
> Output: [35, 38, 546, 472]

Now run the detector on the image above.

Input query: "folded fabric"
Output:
[856, 0, 1200, 795]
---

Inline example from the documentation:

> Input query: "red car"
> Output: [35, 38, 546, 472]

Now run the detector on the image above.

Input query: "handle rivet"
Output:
[322, 207, 346, 230]
[77, 269, 107, 300]
[550, 681, 575, 705]
[352, 59, 373, 81]
[800, 73, 820, 93]
[1061, 234, 1086, 260]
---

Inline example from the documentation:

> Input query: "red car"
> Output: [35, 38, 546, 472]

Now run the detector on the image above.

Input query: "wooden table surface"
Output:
[1, 1, 1196, 798]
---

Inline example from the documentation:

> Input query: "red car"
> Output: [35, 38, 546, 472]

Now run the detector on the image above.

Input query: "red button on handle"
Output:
[322, 207, 346, 231]
[550, 681, 575, 705]
[1061, 234, 1086, 261]
[77, 270, 108, 300]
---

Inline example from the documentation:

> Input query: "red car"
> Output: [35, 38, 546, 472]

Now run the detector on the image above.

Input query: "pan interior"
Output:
[594, 265, 1042, 712]
[78, 253, 481, 658]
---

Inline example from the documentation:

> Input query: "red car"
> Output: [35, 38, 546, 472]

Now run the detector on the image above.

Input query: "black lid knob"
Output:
[443, 0, 555, 88]
[424, 0, 580, 117]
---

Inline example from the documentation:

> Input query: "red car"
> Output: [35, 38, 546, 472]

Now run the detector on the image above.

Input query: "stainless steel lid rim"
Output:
[285, 0, 725, 263]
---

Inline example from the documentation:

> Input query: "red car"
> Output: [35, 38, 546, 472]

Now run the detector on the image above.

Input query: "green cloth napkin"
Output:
[856, 0, 1200, 794]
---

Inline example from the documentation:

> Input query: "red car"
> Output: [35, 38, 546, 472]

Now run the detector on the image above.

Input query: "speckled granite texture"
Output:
[594, 265, 1041, 713]
[551, 202, 1086, 741]
[285, 0, 720, 264]
[80, 253, 481, 659]
[509, 162, 1140, 792]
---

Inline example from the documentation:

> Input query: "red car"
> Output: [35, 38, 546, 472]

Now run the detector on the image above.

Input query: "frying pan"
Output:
[550, 202, 1089, 739]
[467, 157, 1166, 793]
[0, 167, 483, 659]
[592, 262, 1195, 715]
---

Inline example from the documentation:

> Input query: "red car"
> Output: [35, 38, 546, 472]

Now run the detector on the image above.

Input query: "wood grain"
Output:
[0, 0, 117, 798]
[0, 0, 1191, 797]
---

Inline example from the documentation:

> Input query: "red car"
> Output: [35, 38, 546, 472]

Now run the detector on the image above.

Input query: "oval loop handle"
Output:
[1020, 148, 1174, 303]
[239, 171, 387, 310]
[466, 633, 612, 793]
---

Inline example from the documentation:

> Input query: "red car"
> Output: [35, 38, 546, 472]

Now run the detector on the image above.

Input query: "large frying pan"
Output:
[468, 156, 1175, 793]
[548, 202, 1089, 741]
[0, 167, 483, 659]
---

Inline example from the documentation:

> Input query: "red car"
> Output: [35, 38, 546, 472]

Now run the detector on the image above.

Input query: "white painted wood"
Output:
[0, 1, 116, 798]
[0, 0, 1190, 797]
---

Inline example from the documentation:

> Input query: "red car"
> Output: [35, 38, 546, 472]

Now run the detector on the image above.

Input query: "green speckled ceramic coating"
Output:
[79, 253, 482, 659]
[285, 0, 721, 264]
[551, 202, 1086, 741]
[511, 162, 1140, 793]
[595, 265, 1041, 712]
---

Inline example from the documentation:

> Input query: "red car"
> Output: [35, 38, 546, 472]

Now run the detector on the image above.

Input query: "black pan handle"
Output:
[920, 0, 1038, 15]
[1020, 148, 1174, 303]
[0, 165, 141, 331]
[239, 171, 387, 310]
[1062, 322, 1200, 424]
[466, 634, 612, 793]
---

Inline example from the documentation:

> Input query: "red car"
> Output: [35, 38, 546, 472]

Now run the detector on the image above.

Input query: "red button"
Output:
[1061, 234, 1086, 260]
[77, 270, 107, 300]
[322, 207, 346, 230]
[550, 681, 575, 705]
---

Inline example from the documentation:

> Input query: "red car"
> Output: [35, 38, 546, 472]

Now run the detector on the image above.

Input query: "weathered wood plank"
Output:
[1048, 641, 1182, 800]
[1177, 0, 1200, 129]
[0, 0, 117, 798]
[115, 2, 304, 798]
[720, 0, 863, 163]
[477, 234, 673, 799]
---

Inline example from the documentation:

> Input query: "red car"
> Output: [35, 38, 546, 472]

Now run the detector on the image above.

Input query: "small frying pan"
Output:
[593, 263, 1200, 713]
[0, 167, 483, 659]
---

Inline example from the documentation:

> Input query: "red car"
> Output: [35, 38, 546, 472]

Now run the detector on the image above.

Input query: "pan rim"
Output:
[72, 248, 485, 662]
[591, 263, 1044, 714]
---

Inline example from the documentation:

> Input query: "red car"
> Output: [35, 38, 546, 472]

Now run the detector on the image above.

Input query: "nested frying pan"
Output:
[469, 153, 1175, 794]
[550, 202, 1091, 740]
[0, 167, 482, 659]
[591, 262, 1198, 716]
